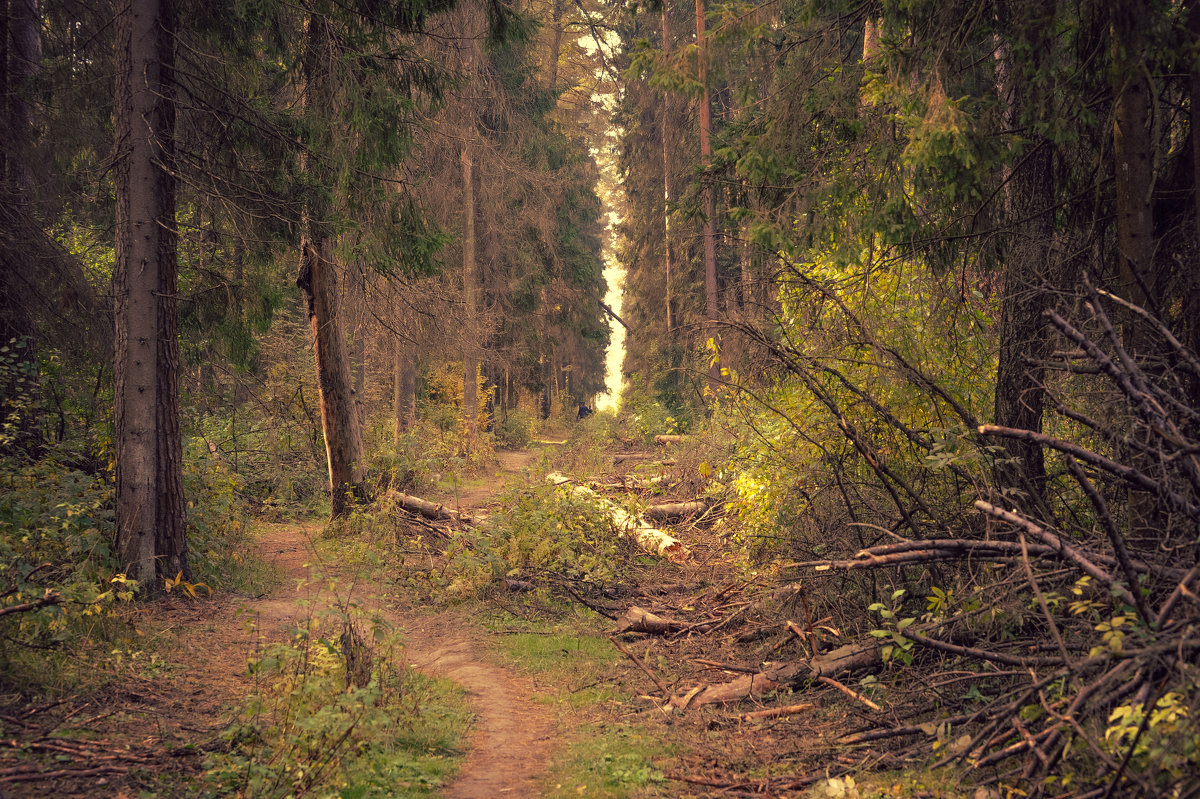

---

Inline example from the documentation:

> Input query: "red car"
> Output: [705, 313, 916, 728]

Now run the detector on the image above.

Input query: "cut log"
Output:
[385, 490, 472, 525]
[653, 434, 686, 445]
[644, 500, 709, 522]
[616, 605, 714, 634]
[546, 474, 691, 562]
[669, 642, 880, 708]
[670, 662, 806, 708]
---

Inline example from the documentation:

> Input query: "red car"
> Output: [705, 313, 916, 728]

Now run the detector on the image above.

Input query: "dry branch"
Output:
[0, 591, 62, 619]
[739, 702, 816, 721]
[615, 605, 712, 634]
[611, 637, 672, 699]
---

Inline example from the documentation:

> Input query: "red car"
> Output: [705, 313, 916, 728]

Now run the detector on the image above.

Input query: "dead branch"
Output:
[817, 675, 881, 712]
[0, 591, 62, 619]
[739, 702, 816, 721]
[611, 637, 671, 700]
[980, 425, 1200, 518]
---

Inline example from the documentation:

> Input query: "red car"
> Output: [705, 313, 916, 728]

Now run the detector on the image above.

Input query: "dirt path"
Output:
[247, 448, 556, 799]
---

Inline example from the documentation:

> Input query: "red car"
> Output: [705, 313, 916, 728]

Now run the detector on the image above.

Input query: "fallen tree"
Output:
[644, 500, 709, 521]
[668, 642, 881, 708]
[546, 473, 690, 561]
[383, 490, 472, 525]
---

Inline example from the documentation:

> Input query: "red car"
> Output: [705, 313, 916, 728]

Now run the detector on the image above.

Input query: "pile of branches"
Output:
[702, 284, 1200, 796]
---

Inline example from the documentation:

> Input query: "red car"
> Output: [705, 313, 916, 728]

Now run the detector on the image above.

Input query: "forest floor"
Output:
[1, 442, 971, 798]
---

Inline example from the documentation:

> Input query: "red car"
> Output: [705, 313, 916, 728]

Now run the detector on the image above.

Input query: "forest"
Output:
[2, 0, 1200, 796]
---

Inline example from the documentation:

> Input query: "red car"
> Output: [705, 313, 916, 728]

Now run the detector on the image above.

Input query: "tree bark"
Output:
[1110, 0, 1156, 320]
[393, 332, 416, 442]
[297, 11, 367, 518]
[8, 0, 42, 196]
[1187, 0, 1200, 403]
[297, 237, 366, 518]
[462, 142, 478, 437]
[661, 1, 675, 335]
[696, 0, 719, 395]
[992, 1, 1058, 505]
[114, 0, 188, 587]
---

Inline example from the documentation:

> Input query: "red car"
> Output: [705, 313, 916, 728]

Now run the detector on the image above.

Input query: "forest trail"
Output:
[244, 447, 556, 799]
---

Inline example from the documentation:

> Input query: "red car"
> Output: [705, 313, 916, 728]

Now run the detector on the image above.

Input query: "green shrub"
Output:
[436, 484, 633, 597]
[494, 408, 536, 449]
[204, 608, 469, 798]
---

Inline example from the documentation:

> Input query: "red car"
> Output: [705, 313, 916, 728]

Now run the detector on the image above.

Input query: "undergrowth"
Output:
[433, 483, 640, 598]
[204, 606, 470, 798]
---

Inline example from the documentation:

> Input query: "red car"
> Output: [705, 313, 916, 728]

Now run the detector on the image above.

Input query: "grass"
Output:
[202, 609, 472, 799]
[476, 608, 673, 796]
[544, 725, 670, 798]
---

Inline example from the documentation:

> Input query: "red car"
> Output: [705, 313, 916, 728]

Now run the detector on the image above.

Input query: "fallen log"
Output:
[669, 641, 880, 708]
[653, 434, 687, 445]
[384, 491, 472, 525]
[546, 474, 690, 561]
[644, 500, 709, 522]
[616, 605, 714, 634]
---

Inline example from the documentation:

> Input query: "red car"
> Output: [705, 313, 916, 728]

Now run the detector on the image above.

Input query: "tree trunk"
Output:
[1110, 0, 1156, 320]
[661, 1, 675, 335]
[1187, 0, 1200, 403]
[549, 0, 563, 90]
[8, 0, 42, 197]
[462, 143, 478, 437]
[297, 12, 367, 518]
[393, 332, 416, 442]
[992, 1, 1058, 505]
[348, 260, 367, 428]
[297, 237, 365, 518]
[696, 0, 719, 395]
[114, 0, 188, 588]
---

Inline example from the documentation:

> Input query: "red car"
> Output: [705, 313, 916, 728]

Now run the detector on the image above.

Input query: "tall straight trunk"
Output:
[992, 1, 1058, 505]
[348, 261, 366, 427]
[298, 12, 366, 518]
[1110, 0, 1156, 318]
[549, 0, 563, 90]
[298, 237, 365, 516]
[461, 143, 478, 436]
[661, 2, 675, 335]
[393, 333, 415, 442]
[9, 0, 41, 195]
[1188, 1, 1200, 401]
[696, 0, 719, 394]
[114, 0, 188, 587]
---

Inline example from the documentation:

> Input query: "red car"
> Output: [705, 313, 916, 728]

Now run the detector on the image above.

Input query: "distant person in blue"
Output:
[577, 403, 594, 420]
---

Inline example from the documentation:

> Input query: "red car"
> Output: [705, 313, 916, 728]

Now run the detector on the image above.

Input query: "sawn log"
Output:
[385, 490, 472, 525]
[644, 500, 709, 521]
[668, 642, 880, 709]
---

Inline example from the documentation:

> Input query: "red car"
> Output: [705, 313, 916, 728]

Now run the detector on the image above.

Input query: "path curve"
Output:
[250, 447, 557, 798]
